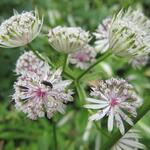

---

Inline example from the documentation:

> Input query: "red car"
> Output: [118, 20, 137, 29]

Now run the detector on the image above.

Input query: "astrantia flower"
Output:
[15, 51, 49, 76]
[109, 8, 150, 58]
[68, 45, 97, 70]
[84, 78, 141, 134]
[93, 17, 112, 53]
[0, 10, 43, 48]
[13, 68, 73, 120]
[112, 129, 146, 150]
[130, 54, 149, 69]
[48, 26, 90, 53]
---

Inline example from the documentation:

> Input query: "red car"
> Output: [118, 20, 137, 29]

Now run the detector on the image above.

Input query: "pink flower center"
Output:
[35, 88, 46, 98]
[75, 52, 89, 62]
[110, 98, 118, 107]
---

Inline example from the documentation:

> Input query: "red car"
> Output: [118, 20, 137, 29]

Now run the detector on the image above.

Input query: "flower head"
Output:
[15, 51, 49, 76]
[84, 78, 141, 134]
[0, 10, 43, 48]
[130, 54, 149, 69]
[13, 68, 73, 120]
[109, 8, 150, 58]
[94, 17, 112, 53]
[48, 26, 90, 53]
[112, 129, 146, 150]
[68, 44, 97, 70]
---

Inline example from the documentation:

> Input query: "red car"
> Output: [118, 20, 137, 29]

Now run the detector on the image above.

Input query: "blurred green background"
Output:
[0, 0, 150, 150]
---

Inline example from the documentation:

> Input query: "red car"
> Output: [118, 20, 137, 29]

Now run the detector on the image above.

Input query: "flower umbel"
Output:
[94, 17, 112, 53]
[15, 51, 49, 76]
[69, 44, 97, 70]
[112, 129, 146, 150]
[84, 78, 141, 134]
[13, 68, 73, 120]
[109, 8, 150, 58]
[48, 26, 90, 53]
[0, 10, 43, 48]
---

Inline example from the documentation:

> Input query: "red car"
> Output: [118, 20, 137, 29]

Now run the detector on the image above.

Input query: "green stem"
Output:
[101, 97, 150, 150]
[76, 51, 112, 81]
[52, 120, 58, 150]
[63, 54, 68, 73]
[75, 81, 86, 103]
[27, 44, 55, 68]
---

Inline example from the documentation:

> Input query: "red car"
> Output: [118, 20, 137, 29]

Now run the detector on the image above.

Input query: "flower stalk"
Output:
[63, 54, 68, 73]
[76, 51, 112, 81]
[27, 44, 55, 68]
[52, 120, 58, 150]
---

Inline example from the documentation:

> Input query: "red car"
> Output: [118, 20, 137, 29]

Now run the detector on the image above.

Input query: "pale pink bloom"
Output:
[13, 68, 73, 120]
[15, 51, 49, 76]
[69, 45, 97, 70]
[84, 78, 141, 134]
[112, 129, 146, 150]
[0, 10, 42, 48]
[130, 54, 149, 69]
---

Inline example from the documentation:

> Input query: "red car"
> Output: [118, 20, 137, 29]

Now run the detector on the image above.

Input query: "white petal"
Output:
[118, 142, 133, 150]
[108, 108, 114, 132]
[54, 80, 72, 89]
[118, 108, 133, 126]
[84, 103, 108, 109]
[121, 139, 146, 149]
[86, 98, 107, 104]
[115, 113, 125, 135]
[89, 106, 110, 121]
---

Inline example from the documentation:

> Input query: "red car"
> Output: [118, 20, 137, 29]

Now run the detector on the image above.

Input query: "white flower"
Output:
[48, 26, 90, 53]
[15, 51, 49, 76]
[109, 8, 150, 58]
[0, 10, 43, 48]
[84, 78, 141, 135]
[13, 68, 73, 120]
[68, 44, 97, 70]
[112, 129, 146, 150]
[130, 54, 149, 69]
[93, 17, 112, 53]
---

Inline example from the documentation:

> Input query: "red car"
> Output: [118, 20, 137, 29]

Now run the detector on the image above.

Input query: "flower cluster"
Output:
[84, 78, 141, 134]
[112, 129, 146, 150]
[1, 6, 147, 148]
[68, 44, 97, 70]
[13, 52, 73, 120]
[48, 26, 90, 53]
[94, 10, 150, 69]
[0, 10, 42, 48]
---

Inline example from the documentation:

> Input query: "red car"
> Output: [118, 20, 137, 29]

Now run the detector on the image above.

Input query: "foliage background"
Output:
[0, 0, 150, 149]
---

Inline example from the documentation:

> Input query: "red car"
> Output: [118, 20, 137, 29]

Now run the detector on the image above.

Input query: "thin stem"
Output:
[27, 44, 55, 68]
[63, 54, 68, 73]
[76, 51, 112, 81]
[63, 71, 75, 80]
[52, 120, 58, 150]
[75, 81, 86, 105]
[46, 118, 58, 150]
[101, 96, 150, 150]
